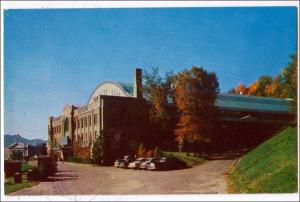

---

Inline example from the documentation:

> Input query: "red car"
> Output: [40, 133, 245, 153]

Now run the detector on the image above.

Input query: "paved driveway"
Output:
[10, 160, 234, 195]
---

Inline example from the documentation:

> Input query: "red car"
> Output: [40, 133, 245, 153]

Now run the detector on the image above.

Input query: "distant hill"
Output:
[4, 134, 46, 147]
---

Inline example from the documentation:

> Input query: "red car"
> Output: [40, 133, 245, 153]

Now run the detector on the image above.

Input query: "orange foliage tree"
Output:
[172, 66, 219, 150]
[235, 83, 248, 95]
[265, 75, 284, 97]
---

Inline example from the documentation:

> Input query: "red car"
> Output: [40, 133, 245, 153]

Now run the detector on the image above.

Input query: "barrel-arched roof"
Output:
[87, 81, 133, 105]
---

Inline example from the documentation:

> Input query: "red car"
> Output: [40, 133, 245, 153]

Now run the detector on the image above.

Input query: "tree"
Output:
[247, 80, 259, 95]
[265, 75, 284, 98]
[92, 136, 103, 165]
[281, 54, 297, 113]
[172, 66, 220, 147]
[154, 146, 163, 157]
[11, 150, 23, 160]
[143, 67, 173, 146]
[39, 143, 47, 155]
[137, 143, 146, 157]
[249, 76, 273, 96]
[235, 83, 248, 95]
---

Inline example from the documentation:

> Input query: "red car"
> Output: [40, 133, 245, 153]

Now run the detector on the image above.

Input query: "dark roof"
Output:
[216, 94, 292, 113]
[117, 83, 292, 113]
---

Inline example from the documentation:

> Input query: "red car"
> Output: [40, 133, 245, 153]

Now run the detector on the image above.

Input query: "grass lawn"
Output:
[228, 127, 298, 193]
[163, 151, 207, 167]
[5, 175, 38, 195]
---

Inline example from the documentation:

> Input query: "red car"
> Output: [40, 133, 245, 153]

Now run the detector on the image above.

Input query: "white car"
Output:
[128, 158, 147, 169]
[139, 157, 160, 170]
[114, 159, 125, 167]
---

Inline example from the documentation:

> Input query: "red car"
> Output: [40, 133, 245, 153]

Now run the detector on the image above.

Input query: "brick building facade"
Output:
[48, 68, 148, 164]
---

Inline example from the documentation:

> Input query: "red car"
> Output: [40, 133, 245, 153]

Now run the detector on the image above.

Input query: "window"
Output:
[77, 120, 80, 129]
[81, 119, 83, 128]
[94, 114, 97, 125]
[65, 118, 69, 131]
[89, 116, 91, 126]
[84, 117, 87, 127]
[94, 130, 97, 140]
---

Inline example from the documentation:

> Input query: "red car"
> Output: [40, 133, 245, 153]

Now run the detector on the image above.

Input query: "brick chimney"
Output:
[133, 68, 143, 99]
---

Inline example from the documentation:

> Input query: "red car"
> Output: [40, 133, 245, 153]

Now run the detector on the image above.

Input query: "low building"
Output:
[8, 143, 29, 160]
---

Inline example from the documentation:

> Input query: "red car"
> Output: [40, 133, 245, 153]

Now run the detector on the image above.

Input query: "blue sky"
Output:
[4, 7, 297, 140]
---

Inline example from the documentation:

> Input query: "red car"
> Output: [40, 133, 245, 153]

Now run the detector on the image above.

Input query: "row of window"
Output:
[53, 125, 61, 134]
[75, 114, 98, 129]
[76, 131, 98, 142]
[101, 89, 121, 96]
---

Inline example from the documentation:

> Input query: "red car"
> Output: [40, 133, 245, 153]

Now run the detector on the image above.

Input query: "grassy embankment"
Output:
[163, 151, 207, 167]
[229, 127, 298, 193]
[5, 163, 38, 194]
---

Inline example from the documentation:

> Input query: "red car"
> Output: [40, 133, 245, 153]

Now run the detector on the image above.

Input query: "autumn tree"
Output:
[265, 75, 284, 98]
[143, 67, 173, 146]
[172, 66, 219, 151]
[247, 80, 259, 95]
[248, 76, 272, 96]
[235, 83, 248, 95]
[137, 143, 146, 157]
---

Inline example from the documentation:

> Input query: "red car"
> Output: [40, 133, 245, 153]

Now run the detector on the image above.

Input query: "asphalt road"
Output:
[10, 159, 234, 195]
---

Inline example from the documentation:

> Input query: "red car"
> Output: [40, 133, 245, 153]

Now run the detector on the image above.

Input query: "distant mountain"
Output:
[4, 134, 46, 147]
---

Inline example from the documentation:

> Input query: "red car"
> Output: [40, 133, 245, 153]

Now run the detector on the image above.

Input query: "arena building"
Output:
[48, 68, 293, 164]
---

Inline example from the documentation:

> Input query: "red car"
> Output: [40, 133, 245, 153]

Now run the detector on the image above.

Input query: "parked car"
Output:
[118, 155, 135, 168]
[139, 157, 160, 170]
[148, 157, 187, 171]
[118, 160, 129, 168]
[114, 159, 125, 168]
[123, 155, 134, 163]
[128, 158, 147, 169]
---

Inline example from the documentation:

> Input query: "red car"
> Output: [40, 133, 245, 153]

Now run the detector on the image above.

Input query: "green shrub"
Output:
[20, 163, 35, 173]
[154, 147, 163, 157]
[66, 157, 92, 164]
[92, 135, 103, 165]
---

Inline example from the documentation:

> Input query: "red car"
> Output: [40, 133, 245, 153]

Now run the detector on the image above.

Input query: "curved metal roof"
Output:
[87, 81, 134, 105]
